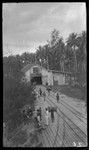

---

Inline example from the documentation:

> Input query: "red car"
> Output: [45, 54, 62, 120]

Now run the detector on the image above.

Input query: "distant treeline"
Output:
[3, 29, 86, 87]
[3, 29, 86, 135]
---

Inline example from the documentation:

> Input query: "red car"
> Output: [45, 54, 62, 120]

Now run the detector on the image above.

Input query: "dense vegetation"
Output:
[3, 29, 86, 130]
[3, 78, 36, 132]
[3, 73, 36, 137]
[3, 29, 87, 86]
[3, 29, 86, 87]
[36, 29, 86, 88]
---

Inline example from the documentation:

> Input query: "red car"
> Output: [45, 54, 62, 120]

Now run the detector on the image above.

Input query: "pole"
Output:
[35, 53, 37, 64]
[73, 45, 77, 73]
[47, 56, 49, 70]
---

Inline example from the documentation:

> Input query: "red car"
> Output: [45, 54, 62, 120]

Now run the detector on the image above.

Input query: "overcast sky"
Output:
[3, 2, 86, 56]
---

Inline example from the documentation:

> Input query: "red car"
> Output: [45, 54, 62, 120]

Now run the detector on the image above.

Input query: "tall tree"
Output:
[77, 31, 86, 72]
[66, 33, 78, 73]
[49, 29, 65, 71]
[76, 31, 86, 87]
[65, 45, 74, 72]
[50, 29, 60, 47]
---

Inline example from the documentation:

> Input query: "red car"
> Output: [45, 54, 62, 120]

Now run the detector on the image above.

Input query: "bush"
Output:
[3, 76, 36, 131]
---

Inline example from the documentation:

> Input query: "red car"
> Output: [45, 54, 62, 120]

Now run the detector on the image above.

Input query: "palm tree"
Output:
[76, 31, 86, 87]
[60, 54, 65, 72]
[50, 29, 60, 47]
[81, 31, 86, 73]
[66, 33, 78, 73]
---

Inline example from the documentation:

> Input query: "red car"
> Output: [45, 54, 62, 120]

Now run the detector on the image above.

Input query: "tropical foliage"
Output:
[3, 29, 86, 125]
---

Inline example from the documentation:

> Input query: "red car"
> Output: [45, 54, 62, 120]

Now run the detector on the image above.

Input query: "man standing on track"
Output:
[39, 88, 42, 97]
[56, 92, 59, 103]
[50, 107, 55, 123]
[45, 108, 49, 126]
[43, 91, 46, 101]
[37, 108, 41, 126]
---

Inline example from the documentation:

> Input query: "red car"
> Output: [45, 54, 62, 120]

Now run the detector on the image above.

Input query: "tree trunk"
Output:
[73, 46, 77, 84]
[74, 46, 77, 73]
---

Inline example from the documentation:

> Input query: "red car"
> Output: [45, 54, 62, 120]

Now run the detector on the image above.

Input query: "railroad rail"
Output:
[35, 86, 87, 147]
[50, 93, 87, 124]
[46, 96, 87, 146]
[50, 91, 86, 119]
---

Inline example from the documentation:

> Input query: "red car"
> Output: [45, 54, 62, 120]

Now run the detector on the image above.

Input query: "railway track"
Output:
[50, 93, 87, 124]
[34, 91, 62, 147]
[34, 86, 87, 147]
[40, 85, 87, 125]
[41, 85, 86, 119]
[46, 96, 87, 146]
[47, 93, 87, 134]
[52, 110, 60, 147]
[47, 93, 87, 133]
[51, 91, 86, 119]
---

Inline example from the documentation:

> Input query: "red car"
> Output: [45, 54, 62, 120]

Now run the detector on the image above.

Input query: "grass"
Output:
[11, 130, 27, 146]
[51, 84, 86, 101]
[6, 121, 41, 147]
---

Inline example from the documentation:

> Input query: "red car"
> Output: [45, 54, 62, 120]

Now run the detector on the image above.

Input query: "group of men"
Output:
[34, 87, 59, 128]
[35, 105, 56, 128]
[22, 86, 60, 129]
[37, 87, 60, 103]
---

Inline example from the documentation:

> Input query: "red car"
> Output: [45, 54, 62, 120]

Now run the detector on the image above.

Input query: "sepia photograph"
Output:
[3, 2, 87, 147]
